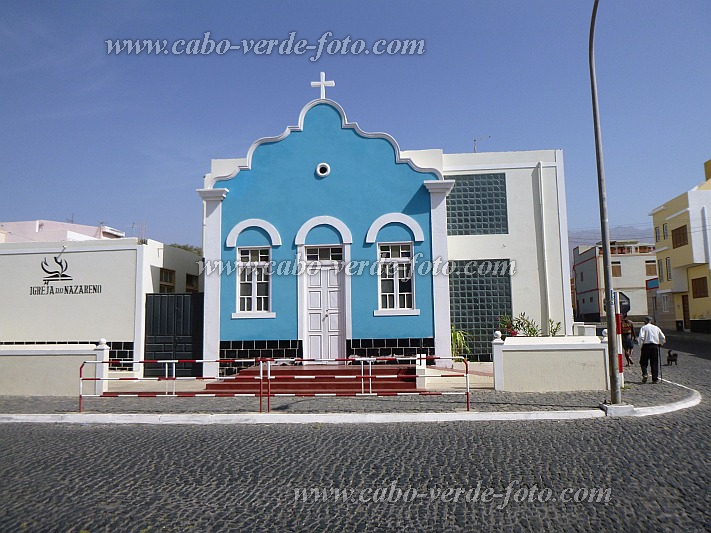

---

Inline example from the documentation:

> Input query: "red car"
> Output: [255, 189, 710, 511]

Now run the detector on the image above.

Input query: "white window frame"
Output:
[374, 242, 420, 317]
[645, 260, 657, 277]
[159, 268, 175, 293]
[665, 257, 672, 281]
[661, 294, 669, 313]
[611, 261, 622, 277]
[232, 246, 275, 319]
[304, 246, 344, 264]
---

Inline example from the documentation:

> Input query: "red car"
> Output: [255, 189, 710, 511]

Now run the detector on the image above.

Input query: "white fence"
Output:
[492, 332, 609, 392]
[0, 340, 109, 396]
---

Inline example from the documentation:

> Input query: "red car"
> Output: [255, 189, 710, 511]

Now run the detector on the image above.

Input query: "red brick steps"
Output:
[204, 364, 423, 394]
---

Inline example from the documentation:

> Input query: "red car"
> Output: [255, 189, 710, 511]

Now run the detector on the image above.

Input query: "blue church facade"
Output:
[199, 97, 455, 376]
[199, 76, 574, 378]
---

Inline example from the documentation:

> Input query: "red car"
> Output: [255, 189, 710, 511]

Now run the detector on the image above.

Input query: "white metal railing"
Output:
[79, 356, 471, 413]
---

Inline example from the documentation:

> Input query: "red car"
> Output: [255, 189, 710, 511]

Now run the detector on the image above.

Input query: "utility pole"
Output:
[589, 0, 621, 404]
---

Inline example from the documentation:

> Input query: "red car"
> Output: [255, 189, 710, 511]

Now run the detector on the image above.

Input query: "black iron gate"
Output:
[144, 293, 204, 377]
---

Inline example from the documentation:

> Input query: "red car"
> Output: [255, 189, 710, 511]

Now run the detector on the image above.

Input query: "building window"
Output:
[446, 173, 508, 236]
[692, 277, 708, 298]
[611, 261, 622, 277]
[305, 247, 343, 262]
[238, 248, 271, 313]
[665, 257, 672, 281]
[378, 243, 413, 310]
[658, 260, 663, 282]
[449, 259, 512, 360]
[655, 226, 660, 242]
[645, 260, 657, 276]
[671, 225, 689, 248]
[663, 223, 669, 240]
[186, 274, 199, 294]
[579, 271, 584, 282]
[159, 268, 175, 293]
[662, 294, 669, 313]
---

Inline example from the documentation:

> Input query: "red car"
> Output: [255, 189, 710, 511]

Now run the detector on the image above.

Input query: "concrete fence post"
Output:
[492, 331, 505, 391]
[94, 338, 110, 396]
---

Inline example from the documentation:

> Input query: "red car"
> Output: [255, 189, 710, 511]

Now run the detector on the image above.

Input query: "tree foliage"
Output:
[169, 243, 203, 256]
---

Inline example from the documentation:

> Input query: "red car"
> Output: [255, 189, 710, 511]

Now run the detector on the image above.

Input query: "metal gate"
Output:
[145, 293, 204, 377]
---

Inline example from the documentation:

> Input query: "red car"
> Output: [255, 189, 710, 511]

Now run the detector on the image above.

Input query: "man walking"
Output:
[638, 316, 665, 384]
[620, 314, 637, 366]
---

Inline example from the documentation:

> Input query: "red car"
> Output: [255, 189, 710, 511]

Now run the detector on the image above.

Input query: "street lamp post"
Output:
[589, 0, 622, 404]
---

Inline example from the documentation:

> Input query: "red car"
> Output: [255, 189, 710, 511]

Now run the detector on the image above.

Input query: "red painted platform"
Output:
[204, 364, 423, 394]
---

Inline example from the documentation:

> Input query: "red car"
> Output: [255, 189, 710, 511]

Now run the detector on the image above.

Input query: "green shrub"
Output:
[499, 313, 562, 337]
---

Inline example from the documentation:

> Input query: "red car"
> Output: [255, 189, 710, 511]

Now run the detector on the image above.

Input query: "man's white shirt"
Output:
[639, 323, 666, 345]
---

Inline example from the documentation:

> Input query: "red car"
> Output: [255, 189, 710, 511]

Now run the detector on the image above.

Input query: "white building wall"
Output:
[0, 241, 139, 342]
[688, 189, 711, 265]
[573, 246, 601, 318]
[141, 240, 202, 293]
[611, 254, 656, 316]
[573, 243, 656, 320]
[0, 239, 202, 349]
[0, 220, 124, 242]
[403, 148, 573, 336]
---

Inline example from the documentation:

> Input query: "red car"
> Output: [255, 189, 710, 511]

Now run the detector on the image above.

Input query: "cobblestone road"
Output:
[0, 345, 709, 532]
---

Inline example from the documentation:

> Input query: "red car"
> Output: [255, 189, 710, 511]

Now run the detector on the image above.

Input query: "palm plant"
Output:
[451, 327, 473, 362]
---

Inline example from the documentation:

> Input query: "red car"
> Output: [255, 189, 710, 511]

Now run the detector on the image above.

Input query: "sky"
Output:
[1, 0, 709, 248]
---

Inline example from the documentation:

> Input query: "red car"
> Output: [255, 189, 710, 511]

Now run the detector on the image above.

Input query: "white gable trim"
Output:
[365, 213, 425, 244]
[295, 216, 353, 246]
[225, 219, 282, 248]
[210, 99, 444, 187]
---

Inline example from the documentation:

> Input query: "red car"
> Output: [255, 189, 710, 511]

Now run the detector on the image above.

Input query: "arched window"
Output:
[225, 219, 281, 318]
[366, 214, 424, 317]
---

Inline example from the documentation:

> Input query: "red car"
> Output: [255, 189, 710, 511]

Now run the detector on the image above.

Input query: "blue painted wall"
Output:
[220, 101, 437, 340]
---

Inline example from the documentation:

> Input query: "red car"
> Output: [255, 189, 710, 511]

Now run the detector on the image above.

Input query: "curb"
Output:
[630, 379, 702, 417]
[0, 409, 606, 425]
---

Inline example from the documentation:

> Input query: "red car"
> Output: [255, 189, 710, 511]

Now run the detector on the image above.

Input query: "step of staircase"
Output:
[205, 364, 423, 394]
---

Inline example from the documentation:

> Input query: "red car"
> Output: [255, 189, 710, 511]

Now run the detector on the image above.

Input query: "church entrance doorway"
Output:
[304, 247, 345, 362]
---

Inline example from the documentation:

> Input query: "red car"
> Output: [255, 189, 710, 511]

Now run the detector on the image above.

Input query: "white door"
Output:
[306, 265, 344, 361]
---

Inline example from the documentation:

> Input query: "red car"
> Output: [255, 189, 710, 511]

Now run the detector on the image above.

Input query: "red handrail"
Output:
[78, 356, 473, 413]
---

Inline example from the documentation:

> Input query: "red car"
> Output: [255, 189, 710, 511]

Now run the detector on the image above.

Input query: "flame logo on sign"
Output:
[41, 256, 73, 284]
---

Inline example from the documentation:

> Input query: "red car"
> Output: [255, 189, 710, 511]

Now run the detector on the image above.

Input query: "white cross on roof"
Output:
[311, 72, 335, 99]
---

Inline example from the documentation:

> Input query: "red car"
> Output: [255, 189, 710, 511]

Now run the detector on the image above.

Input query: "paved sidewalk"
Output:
[1, 351, 707, 532]
[0, 350, 703, 418]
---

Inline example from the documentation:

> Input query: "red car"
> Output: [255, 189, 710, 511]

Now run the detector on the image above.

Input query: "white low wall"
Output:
[493, 335, 609, 392]
[416, 362, 493, 390]
[0, 342, 109, 396]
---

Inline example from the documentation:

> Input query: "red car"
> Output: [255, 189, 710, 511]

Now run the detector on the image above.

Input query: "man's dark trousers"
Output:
[640, 343, 660, 382]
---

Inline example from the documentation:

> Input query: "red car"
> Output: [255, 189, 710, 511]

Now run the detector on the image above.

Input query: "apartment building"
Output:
[650, 159, 711, 333]
[573, 240, 657, 321]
